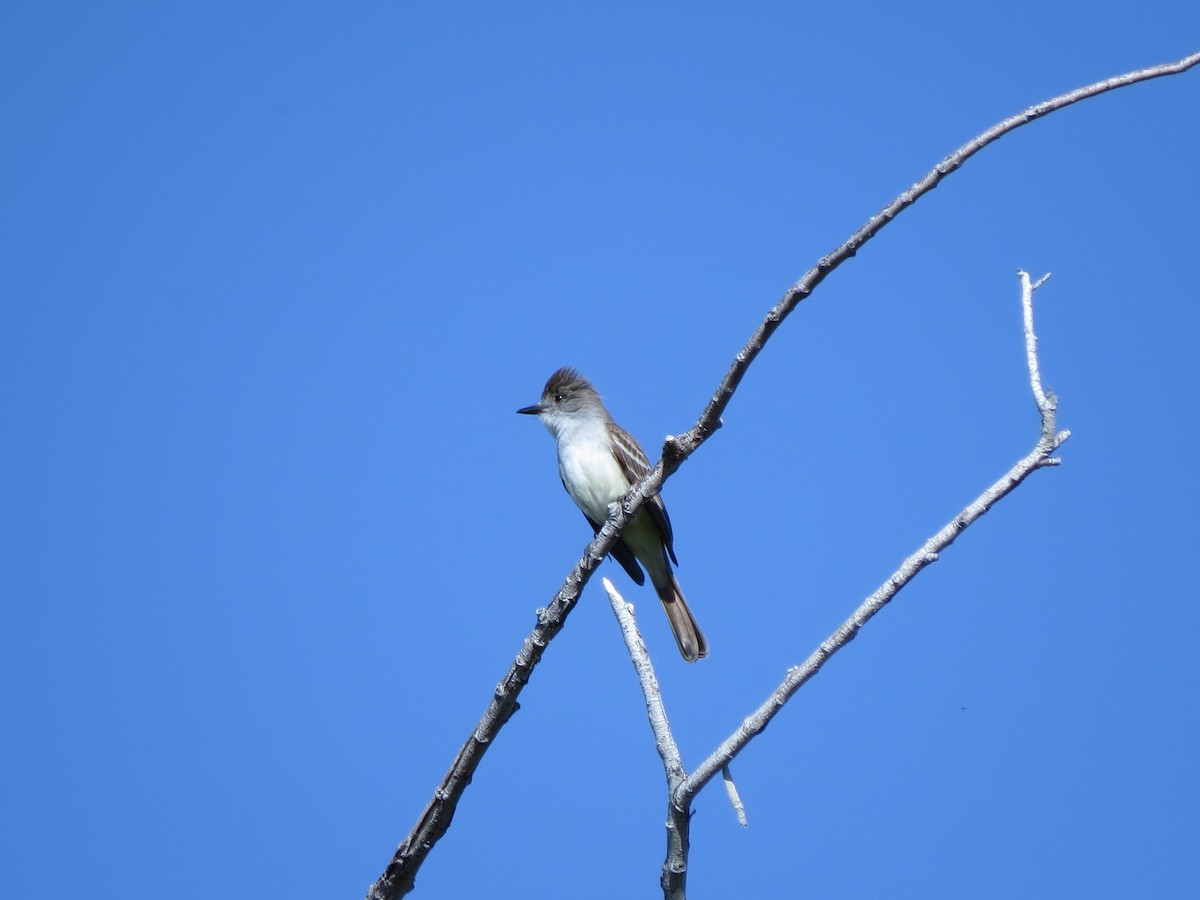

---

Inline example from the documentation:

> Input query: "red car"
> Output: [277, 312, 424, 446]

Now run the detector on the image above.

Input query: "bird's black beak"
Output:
[516, 404, 542, 415]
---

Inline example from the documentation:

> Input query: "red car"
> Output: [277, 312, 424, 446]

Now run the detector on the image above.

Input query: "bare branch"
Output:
[1018, 269, 1063, 456]
[367, 50, 1196, 899]
[676, 271, 1069, 808]
[603, 579, 684, 779]
[602, 578, 695, 899]
[606, 578, 749, 829]
[722, 765, 749, 828]
[364, 543, 614, 900]
[676, 50, 1198, 459]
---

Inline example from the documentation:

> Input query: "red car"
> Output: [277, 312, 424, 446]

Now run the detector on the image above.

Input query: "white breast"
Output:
[554, 418, 630, 523]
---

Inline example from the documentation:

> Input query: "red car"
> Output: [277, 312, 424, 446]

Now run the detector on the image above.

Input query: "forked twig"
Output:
[659, 271, 1067, 897]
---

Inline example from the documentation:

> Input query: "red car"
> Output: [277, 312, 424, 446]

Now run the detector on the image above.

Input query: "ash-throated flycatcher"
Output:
[517, 368, 708, 662]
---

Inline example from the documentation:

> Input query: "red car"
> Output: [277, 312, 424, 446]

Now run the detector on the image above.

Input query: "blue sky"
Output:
[3, 3, 1199, 898]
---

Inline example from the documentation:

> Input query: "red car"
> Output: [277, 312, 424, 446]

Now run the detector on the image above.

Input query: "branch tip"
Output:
[721, 765, 749, 827]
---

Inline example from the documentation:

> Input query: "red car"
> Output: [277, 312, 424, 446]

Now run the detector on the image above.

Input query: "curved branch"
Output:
[676, 49, 1199, 458]
[366, 49, 1198, 900]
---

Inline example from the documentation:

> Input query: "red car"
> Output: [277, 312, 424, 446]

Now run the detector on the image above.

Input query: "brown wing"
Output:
[609, 421, 678, 566]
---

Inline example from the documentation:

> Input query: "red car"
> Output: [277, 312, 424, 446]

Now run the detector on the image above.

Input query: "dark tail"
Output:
[654, 571, 708, 663]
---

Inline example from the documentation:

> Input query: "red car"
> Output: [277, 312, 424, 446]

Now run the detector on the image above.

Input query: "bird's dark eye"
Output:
[555, 393, 564, 402]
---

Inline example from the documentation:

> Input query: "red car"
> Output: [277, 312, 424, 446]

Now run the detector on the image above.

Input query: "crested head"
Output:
[542, 367, 596, 402]
[518, 367, 609, 433]
[539, 367, 606, 418]
[514, 367, 610, 434]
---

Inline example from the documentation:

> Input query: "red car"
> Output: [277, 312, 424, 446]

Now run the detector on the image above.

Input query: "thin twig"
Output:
[602, 579, 693, 898]
[603, 579, 684, 779]
[1018, 269, 1063, 457]
[606, 581, 751, 833]
[722, 765, 748, 828]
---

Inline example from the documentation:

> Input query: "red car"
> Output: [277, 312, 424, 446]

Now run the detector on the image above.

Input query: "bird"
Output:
[518, 367, 707, 661]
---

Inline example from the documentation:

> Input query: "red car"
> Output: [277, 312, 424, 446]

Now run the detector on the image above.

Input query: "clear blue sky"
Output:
[3, 3, 1198, 898]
